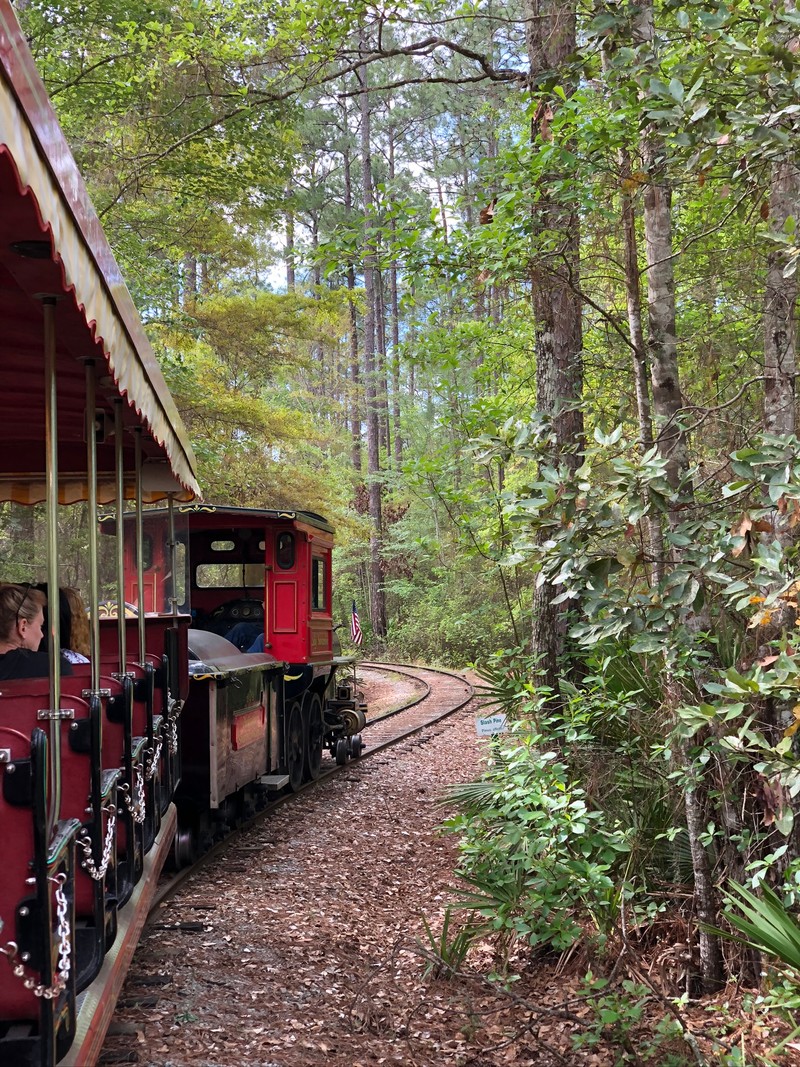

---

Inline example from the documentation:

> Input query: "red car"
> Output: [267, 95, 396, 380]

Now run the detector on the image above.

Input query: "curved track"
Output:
[148, 662, 473, 913]
[359, 662, 474, 743]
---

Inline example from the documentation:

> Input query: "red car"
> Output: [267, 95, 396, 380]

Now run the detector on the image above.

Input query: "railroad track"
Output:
[148, 661, 473, 912]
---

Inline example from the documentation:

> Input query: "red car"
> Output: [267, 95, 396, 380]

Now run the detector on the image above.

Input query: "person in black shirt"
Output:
[0, 583, 73, 680]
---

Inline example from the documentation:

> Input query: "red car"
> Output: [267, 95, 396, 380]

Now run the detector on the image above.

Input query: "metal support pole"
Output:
[85, 362, 101, 693]
[114, 400, 127, 671]
[43, 297, 61, 834]
[167, 494, 178, 616]
[134, 429, 146, 664]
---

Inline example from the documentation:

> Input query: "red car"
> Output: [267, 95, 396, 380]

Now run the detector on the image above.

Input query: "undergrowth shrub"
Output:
[444, 720, 631, 953]
[443, 645, 689, 957]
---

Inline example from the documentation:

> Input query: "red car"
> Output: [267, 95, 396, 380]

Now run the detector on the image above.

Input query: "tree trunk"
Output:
[682, 759, 726, 992]
[183, 255, 197, 310]
[524, 0, 584, 692]
[619, 148, 665, 583]
[634, 0, 724, 993]
[358, 45, 387, 639]
[348, 265, 362, 474]
[375, 267, 391, 457]
[285, 189, 295, 292]
[635, 2, 687, 495]
[342, 134, 363, 475]
[388, 126, 403, 471]
[764, 159, 799, 439]
[642, 167, 687, 493]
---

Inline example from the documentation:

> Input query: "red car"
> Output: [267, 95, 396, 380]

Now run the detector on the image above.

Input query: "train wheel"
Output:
[173, 824, 196, 869]
[287, 702, 304, 792]
[350, 733, 364, 759]
[335, 738, 349, 766]
[304, 694, 324, 781]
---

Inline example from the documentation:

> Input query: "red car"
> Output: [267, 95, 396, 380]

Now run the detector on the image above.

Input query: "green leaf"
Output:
[775, 807, 795, 837]
[668, 78, 685, 103]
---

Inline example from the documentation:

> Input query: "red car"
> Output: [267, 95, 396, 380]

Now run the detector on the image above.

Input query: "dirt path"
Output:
[101, 686, 496, 1066]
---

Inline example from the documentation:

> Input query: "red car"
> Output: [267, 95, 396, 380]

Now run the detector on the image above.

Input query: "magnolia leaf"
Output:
[722, 479, 751, 497]
[776, 806, 795, 837]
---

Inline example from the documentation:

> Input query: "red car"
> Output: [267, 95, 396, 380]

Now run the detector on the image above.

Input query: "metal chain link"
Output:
[166, 696, 183, 755]
[119, 763, 145, 824]
[166, 717, 178, 755]
[0, 873, 71, 999]
[77, 803, 117, 881]
[144, 736, 163, 781]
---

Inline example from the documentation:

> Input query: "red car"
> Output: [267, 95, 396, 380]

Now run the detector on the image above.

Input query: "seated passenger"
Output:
[59, 587, 91, 664]
[36, 584, 90, 664]
[224, 620, 263, 651]
[0, 583, 74, 679]
[247, 632, 265, 653]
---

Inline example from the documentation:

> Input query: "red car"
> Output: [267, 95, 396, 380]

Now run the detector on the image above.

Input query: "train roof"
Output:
[174, 504, 334, 533]
[101, 503, 336, 535]
[0, 1, 200, 504]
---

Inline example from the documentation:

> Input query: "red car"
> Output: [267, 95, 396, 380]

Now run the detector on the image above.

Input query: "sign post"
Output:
[475, 712, 508, 737]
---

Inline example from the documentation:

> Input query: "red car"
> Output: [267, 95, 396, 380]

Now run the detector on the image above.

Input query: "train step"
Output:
[257, 774, 290, 790]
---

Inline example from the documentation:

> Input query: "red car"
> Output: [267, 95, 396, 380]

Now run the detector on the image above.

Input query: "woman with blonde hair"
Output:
[0, 583, 74, 679]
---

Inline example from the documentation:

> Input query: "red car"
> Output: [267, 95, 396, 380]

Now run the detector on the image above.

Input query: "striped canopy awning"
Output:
[0, 0, 200, 503]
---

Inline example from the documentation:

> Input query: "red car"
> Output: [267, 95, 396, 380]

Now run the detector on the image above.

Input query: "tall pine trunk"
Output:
[285, 188, 295, 292]
[342, 130, 363, 475]
[388, 125, 403, 471]
[619, 144, 665, 582]
[358, 45, 387, 639]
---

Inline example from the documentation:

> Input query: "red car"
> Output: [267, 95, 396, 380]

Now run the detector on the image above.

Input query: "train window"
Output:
[195, 563, 265, 588]
[142, 533, 153, 570]
[276, 532, 295, 570]
[312, 557, 327, 611]
[210, 540, 235, 552]
[175, 540, 187, 608]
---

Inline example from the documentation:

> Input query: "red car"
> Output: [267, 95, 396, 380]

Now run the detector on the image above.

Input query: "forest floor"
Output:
[100, 673, 800, 1067]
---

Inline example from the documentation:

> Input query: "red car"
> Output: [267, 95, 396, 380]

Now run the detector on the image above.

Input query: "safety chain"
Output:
[165, 697, 183, 756]
[119, 763, 145, 825]
[144, 736, 163, 781]
[77, 803, 117, 881]
[0, 873, 71, 999]
[166, 717, 178, 756]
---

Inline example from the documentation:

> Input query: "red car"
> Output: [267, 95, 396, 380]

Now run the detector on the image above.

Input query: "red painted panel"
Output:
[273, 581, 297, 633]
[142, 576, 157, 613]
[231, 705, 266, 751]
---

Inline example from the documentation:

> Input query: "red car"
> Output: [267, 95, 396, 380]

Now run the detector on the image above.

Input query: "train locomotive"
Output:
[0, 6, 365, 1065]
[103, 503, 367, 866]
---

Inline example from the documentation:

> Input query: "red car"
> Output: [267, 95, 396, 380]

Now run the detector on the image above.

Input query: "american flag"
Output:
[350, 601, 363, 646]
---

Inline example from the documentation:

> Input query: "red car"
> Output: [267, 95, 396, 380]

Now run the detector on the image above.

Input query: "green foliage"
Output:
[385, 575, 513, 666]
[717, 882, 800, 973]
[152, 288, 357, 515]
[417, 906, 486, 980]
[571, 974, 652, 1058]
[444, 715, 631, 953]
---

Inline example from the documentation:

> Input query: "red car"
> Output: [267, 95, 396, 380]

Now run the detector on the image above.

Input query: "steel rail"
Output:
[147, 662, 473, 915]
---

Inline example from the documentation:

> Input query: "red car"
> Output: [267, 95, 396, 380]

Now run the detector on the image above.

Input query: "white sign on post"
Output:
[475, 713, 508, 737]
